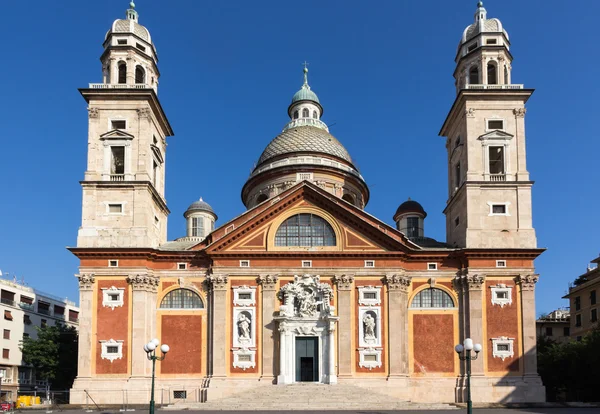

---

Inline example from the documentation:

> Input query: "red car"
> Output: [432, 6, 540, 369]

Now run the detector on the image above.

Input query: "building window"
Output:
[592, 309, 598, 323]
[591, 290, 597, 305]
[406, 216, 420, 238]
[545, 327, 553, 336]
[364, 260, 375, 268]
[100, 339, 124, 362]
[177, 263, 187, 270]
[486, 38, 498, 45]
[4, 310, 12, 321]
[118, 62, 127, 84]
[427, 263, 438, 271]
[491, 337, 514, 360]
[192, 217, 204, 237]
[564, 327, 570, 336]
[108, 260, 119, 267]
[274, 214, 336, 247]
[454, 163, 461, 189]
[102, 286, 125, 310]
[111, 120, 127, 130]
[135, 65, 145, 84]
[293, 110, 299, 119]
[358, 286, 381, 306]
[487, 120, 504, 130]
[575, 296, 581, 311]
[136, 43, 146, 52]
[490, 204, 508, 215]
[23, 314, 31, 325]
[3, 329, 9, 340]
[313, 111, 318, 119]
[108, 203, 123, 214]
[152, 160, 158, 185]
[302, 260, 312, 268]
[232, 349, 256, 370]
[233, 286, 256, 307]
[173, 390, 187, 399]
[160, 289, 204, 309]
[467, 43, 478, 53]
[469, 66, 479, 84]
[110, 146, 125, 175]
[487, 62, 498, 85]
[410, 288, 455, 308]
[117, 39, 127, 45]
[239, 260, 250, 268]
[489, 146, 505, 175]
[496, 260, 507, 268]
[490, 285, 512, 307]
[575, 314, 581, 327]
[455, 216, 460, 227]
[302, 108, 309, 117]
[2, 349, 9, 359]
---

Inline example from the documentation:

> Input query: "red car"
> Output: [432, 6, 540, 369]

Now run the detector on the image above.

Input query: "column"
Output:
[464, 273, 485, 375]
[127, 274, 159, 377]
[481, 57, 488, 85]
[385, 273, 411, 377]
[328, 323, 337, 384]
[453, 272, 467, 376]
[207, 274, 228, 378]
[333, 274, 354, 378]
[258, 275, 278, 382]
[517, 274, 539, 377]
[76, 274, 95, 378]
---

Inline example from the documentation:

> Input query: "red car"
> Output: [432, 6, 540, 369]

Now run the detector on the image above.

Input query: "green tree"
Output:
[20, 323, 78, 390]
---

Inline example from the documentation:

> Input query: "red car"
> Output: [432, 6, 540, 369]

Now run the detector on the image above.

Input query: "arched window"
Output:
[293, 110, 299, 120]
[313, 111, 318, 119]
[487, 62, 497, 85]
[135, 65, 145, 84]
[410, 288, 455, 308]
[118, 62, 127, 84]
[275, 214, 336, 247]
[302, 108, 309, 118]
[256, 194, 268, 204]
[160, 289, 204, 309]
[469, 66, 479, 84]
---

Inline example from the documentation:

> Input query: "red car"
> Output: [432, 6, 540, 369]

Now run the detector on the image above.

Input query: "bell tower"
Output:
[439, 1, 536, 249]
[77, 2, 174, 248]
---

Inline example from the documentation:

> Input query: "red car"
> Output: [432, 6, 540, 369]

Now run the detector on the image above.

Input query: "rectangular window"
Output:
[496, 260, 507, 268]
[153, 160, 158, 185]
[363, 354, 378, 362]
[54, 305, 64, 316]
[564, 327, 570, 336]
[496, 344, 510, 352]
[237, 354, 252, 362]
[302, 260, 312, 268]
[467, 43, 477, 52]
[0, 289, 15, 306]
[2, 349, 9, 359]
[20, 295, 33, 305]
[486, 38, 498, 45]
[427, 263, 438, 271]
[487, 120, 504, 130]
[575, 296, 581, 311]
[109, 260, 119, 267]
[136, 43, 146, 52]
[111, 120, 126, 130]
[455, 216, 460, 227]
[239, 260, 250, 268]
[406, 217, 420, 238]
[364, 260, 375, 268]
[455, 163, 461, 189]
[110, 146, 125, 175]
[69, 310, 79, 322]
[3, 329, 9, 340]
[109, 294, 119, 301]
[106, 346, 119, 354]
[363, 292, 377, 300]
[4, 310, 13, 321]
[576, 314, 581, 327]
[173, 390, 187, 399]
[495, 291, 508, 300]
[492, 205, 507, 215]
[108, 204, 123, 213]
[591, 290, 597, 305]
[192, 217, 204, 237]
[592, 309, 598, 323]
[238, 293, 252, 300]
[489, 146, 505, 175]
[23, 314, 31, 325]
[117, 39, 127, 45]
[545, 327, 553, 336]
[177, 263, 187, 270]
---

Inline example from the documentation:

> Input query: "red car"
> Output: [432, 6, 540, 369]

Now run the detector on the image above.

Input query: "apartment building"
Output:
[563, 255, 600, 340]
[0, 278, 79, 402]
[536, 308, 571, 344]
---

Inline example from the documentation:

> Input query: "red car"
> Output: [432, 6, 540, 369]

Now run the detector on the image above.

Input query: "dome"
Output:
[460, 2, 509, 45]
[184, 198, 217, 219]
[394, 199, 427, 221]
[291, 87, 320, 105]
[255, 126, 354, 168]
[106, 19, 151, 42]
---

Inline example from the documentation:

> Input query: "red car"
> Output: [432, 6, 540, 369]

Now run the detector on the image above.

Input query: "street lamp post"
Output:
[144, 338, 169, 414]
[454, 338, 482, 414]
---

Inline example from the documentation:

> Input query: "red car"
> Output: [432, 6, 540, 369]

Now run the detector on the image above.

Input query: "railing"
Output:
[19, 302, 34, 311]
[110, 174, 126, 182]
[467, 84, 524, 90]
[89, 83, 150, 89]
[282, 117, 329, 132]
[37, 308, 51, 316]
[489, 173, 506, 182]
[251, 154, 364, 180]
[0, 297, 15, 306]
[69, 316, 79, 323]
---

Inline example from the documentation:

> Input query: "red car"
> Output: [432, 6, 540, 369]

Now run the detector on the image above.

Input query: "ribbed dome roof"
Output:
[184, 198, 217, 218]
[291, 87, 320, 105]
[394, 199, 427, 220]
[460, 2, 508, 45]
[255, 126, 354, 167]
[106, 19, 151, 42]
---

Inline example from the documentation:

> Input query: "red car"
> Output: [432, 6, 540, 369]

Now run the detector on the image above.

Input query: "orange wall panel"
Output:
[413, 314, 454, 374]
[160, 315, 202, 374]
[485, 280, 520, 373]
[95, 279, 129, 375]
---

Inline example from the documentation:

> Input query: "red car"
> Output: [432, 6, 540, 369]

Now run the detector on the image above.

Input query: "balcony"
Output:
[0, 297, 15, 306]
[109, 174, 125, 182]
[89, 83, 150, 90]
[467, 84, 524, 90]
[488, 173, 506, 182]
[37, 308, 51, 316]
[19, 302, 34, 311]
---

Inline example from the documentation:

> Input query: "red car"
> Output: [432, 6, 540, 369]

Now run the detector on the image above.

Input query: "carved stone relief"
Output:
[127, 274, 159, 292]
[77, 273, 96, 290]
[278, 274, 333, 318]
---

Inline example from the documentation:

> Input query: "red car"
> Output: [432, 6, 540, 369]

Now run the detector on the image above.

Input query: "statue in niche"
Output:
[295, 288, 317, 317]
[363, 312, 376, 342]
[238, 312, 251, 342]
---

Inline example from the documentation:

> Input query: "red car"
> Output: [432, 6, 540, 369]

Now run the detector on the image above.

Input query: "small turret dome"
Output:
[460, 1, 508, 46]
[105, 2, 152, 43]
[288, 67, 323, 116]
[393, 198, 427, 222]
[184, 197, 217, 219]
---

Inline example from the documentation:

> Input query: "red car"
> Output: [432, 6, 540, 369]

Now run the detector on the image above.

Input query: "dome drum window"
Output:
[274, 214, 336, 247]
[160, 289, 204, 309]
[410, 288, 455, 309]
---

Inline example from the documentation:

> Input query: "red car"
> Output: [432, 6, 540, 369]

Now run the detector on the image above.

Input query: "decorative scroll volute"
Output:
[77, 273, 95, 291]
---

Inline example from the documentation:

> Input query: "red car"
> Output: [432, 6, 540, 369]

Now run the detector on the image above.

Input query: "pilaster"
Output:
[333, 274, 354, 378]
[257, 274, 278, 382]
[384, 273, 411, 377]
[76, 273, 95, 378]
[463, 272, 485, 375]
[127, 273, 159, 377]
[207, 274, 229, 378]
[516, 274, 539, 377]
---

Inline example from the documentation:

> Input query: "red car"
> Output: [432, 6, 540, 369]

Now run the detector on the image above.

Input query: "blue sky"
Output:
[0, 1, 597, 315]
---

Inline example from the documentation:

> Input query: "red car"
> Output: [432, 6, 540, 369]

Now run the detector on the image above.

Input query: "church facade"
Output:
[70, 2, 546, 404]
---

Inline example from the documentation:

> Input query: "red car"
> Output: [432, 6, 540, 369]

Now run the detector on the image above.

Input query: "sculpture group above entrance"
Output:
[278, 274, 333, 318]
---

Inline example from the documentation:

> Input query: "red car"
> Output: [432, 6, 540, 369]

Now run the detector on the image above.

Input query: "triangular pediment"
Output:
[204, 182, 420, 254]
[478, 130, 514, 141]
[100, 129, 135, 140]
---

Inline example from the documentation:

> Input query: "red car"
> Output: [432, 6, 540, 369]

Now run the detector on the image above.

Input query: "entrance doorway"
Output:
[295, 337, 318, 382]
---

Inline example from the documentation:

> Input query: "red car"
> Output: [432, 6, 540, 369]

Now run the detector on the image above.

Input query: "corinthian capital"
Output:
[77, 273, 95, 290]
[516, 274, 539, 291]
[137, 108, 151, 118]
[384, 273, 411, 292]
[207, 274, 229, 291]
[513, 108, 527, 118]
[87, 107, 99, 118]
[465, 274, 485, 290]
[126, 274, 159, 292]
[333, 274, 354, 291]
[257, 274, 278, 290]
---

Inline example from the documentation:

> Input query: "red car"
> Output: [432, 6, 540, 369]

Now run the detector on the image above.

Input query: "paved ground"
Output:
[11, 409, 598, 414]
